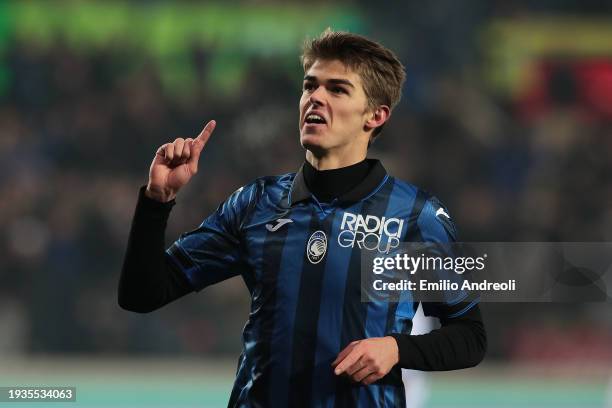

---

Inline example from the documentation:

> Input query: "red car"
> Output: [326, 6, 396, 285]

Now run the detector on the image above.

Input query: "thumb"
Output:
[188, 120, 216, 173]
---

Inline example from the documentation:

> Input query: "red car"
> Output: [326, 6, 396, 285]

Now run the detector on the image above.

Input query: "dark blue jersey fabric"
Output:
[165, 160, 478, 408]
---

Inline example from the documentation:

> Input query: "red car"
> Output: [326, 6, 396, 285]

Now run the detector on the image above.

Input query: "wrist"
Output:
[385, 335, 400, 365]
[145, 184, 176, 203]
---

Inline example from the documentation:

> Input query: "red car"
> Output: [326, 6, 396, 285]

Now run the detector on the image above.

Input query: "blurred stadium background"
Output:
[0, 1, 611, 407]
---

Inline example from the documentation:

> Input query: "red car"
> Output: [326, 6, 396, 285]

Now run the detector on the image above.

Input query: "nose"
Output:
[308, 85, 325, 107]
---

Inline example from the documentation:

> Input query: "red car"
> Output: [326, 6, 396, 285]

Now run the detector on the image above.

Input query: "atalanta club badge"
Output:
[307, 230, 327, 264]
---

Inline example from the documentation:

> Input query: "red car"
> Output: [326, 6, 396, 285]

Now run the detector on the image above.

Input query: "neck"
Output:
[305, 149, 367, 170]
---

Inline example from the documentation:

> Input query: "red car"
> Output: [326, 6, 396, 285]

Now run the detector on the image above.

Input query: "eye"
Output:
[303, 82, 314, 92]
[330, 86, 347, 94]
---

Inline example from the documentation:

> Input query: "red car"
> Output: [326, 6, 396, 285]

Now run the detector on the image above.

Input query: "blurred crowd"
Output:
[0, 4, 611, 364]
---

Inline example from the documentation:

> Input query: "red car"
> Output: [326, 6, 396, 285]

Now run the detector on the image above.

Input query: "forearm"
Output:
[118, 185, 193, 313]
[390, 305, 487, 371]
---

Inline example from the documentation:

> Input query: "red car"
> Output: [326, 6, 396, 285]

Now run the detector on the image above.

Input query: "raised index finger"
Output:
[195, 120, 216, 147]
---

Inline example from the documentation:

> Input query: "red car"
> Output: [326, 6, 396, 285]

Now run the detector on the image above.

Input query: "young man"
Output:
[119, 30, 486, 407]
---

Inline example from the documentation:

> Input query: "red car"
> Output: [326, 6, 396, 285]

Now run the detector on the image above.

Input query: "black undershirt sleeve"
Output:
[389, 304, 487, 370]
[118, 186, 194, 313]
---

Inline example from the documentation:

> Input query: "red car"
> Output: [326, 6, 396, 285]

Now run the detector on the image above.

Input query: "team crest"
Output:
[307, 230, 327, 264]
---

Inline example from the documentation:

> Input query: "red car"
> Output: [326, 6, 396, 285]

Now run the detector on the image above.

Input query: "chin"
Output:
[300, 134, 327, 155]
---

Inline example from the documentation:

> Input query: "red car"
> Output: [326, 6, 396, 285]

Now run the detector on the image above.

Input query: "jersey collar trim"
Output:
[288, 159, 388, 206]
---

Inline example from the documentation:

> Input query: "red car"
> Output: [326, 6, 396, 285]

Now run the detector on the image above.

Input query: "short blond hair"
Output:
[301, 29, 406, 139]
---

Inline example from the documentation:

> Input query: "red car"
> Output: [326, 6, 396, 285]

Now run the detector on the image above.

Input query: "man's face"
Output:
[299, 59, 372, 155]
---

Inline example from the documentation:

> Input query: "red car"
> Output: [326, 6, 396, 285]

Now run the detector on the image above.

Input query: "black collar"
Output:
[288, 159, 388, 206]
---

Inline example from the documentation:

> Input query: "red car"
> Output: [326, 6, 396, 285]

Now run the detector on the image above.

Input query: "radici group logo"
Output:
[338, 212, 404, 254]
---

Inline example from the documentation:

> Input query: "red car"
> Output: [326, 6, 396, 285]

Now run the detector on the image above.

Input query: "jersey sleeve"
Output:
[165, 183, 258, 291]
[418, 196, 480, 319]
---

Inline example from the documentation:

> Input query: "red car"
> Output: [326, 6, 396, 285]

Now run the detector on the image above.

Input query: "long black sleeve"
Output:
[118, 186, 194, 313]
[390, 304, 487, 370]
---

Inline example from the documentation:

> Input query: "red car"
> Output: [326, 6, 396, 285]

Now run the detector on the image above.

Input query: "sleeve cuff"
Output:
[135, 185, 176, 218]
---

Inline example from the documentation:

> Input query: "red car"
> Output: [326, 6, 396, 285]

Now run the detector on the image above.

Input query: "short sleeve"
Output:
[165, 183, 258, 291]
[418, 196, 480, 319]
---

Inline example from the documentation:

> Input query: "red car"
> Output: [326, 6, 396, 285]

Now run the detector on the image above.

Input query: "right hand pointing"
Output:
[145, 120, 216, 202]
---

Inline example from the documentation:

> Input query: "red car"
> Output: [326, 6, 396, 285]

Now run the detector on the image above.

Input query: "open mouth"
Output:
[304, 113, 327, 126]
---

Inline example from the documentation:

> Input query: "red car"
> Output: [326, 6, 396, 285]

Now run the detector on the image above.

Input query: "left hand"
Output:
[332, 336, 399, 385]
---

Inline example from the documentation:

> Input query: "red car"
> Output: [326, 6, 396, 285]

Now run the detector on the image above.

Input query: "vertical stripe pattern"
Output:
[334, 180, 394, 407]
[287, 207, 335, 407]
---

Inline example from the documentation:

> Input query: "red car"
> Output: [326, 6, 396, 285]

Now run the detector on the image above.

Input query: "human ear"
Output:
[364, 105, 390, 131]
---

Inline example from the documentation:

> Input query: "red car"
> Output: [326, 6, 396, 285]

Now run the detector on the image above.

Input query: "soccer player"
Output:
[119, 30, 486, 407]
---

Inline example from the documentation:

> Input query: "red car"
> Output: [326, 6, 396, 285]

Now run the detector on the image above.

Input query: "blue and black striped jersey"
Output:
[165, 160, 478, 408]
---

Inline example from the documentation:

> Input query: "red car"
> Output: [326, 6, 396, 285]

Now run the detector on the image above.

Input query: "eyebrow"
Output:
[303, 75, 355, 89]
